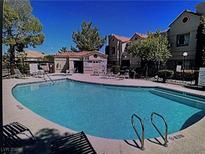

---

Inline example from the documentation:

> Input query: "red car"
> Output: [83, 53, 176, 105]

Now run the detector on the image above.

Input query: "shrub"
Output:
[173, 70, 197, 81]
[17, 63, 29, 74]
[184, 72, 196, 81]
[158, 70, 174, 83]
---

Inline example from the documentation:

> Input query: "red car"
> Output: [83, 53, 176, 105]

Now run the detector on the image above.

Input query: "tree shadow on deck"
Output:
[147, 137, 164, 146]
[3, 128, 71, 154]
[124, 140, 140, 148]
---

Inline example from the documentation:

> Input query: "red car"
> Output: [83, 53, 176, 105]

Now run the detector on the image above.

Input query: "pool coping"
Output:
[3, 74, 205, 154]
[12, 78, 205, 111]
[67, 78, 205, 100]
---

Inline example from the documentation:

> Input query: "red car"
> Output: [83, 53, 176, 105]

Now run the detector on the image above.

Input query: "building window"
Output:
[94, 54, 98, 58]
[176, 33, 190, 46]
[111, 47, 115, 54]
[182, 17, 188, 23]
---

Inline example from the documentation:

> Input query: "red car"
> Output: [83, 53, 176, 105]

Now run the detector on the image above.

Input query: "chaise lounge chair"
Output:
[12, 69, 26, 79]
[2, 69, 11, 78]
[3, 122, 96, 154]
[50, 131, 96, 154]
[3, 122, 36, 147]
[115, 73, 125, 80]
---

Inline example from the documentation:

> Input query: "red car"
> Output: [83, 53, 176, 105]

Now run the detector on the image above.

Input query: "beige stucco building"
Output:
[107, 33, 146, 69]
[54, 51, 107, 74]
[167, 2, 205, 70]
[22, 50, 54, 73]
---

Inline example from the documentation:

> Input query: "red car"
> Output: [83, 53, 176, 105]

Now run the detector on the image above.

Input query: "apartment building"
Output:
[107, 33, 146, 69]
[107, 2, 205, 71]
[167, 2, 205, 70]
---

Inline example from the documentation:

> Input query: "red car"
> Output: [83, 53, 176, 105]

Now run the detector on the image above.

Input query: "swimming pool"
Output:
[12, 79, 205, 140]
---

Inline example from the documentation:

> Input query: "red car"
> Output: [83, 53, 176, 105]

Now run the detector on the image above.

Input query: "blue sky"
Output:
[4, 0, 204, 54]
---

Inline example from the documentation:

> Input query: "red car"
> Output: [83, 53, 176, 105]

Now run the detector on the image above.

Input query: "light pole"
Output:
[182, 52, 188, 83]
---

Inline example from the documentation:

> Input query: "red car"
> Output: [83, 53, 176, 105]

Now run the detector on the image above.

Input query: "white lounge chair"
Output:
[2, 69, 10, 78]
[115, 73, 125, 80]
[29, 64, 45, 78]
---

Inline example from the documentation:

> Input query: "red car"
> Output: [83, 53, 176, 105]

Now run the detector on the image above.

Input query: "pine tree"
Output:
[72, 21, 106, 51]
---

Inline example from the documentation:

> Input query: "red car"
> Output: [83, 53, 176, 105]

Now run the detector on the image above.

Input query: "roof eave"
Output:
[169, 10, 201, 27]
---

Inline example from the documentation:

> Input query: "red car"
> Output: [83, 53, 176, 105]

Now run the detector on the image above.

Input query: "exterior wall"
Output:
[84, 55, 107, 74]
[121, 42, 127, 60]
[108, 36, 128, 66]
[121, 51, 141, 68]
[69, 60, 74, 73]
[108, 36, 119, 64]
[54, 58, 68, 73]
[83, 60, 93, 74]
[55, 53, 107, 74]
[108, 35, 143, 69]
[168, 11, 201, 69]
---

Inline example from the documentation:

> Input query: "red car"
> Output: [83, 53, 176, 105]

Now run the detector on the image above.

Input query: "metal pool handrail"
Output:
[44, 72, 55, 85]
[131, 113, 145, 150]
[151, 112, 168, 147]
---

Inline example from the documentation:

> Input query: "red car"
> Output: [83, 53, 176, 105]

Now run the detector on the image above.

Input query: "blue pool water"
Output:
[12, 80, 205, 140]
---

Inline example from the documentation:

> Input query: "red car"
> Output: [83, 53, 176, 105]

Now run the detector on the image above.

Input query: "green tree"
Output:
[72, 21, 106, 51]
[149, 32, 171, 70]
[127, 31, 171, 77]
[58, 47, 67, 53]
[70, 45, 78, 52]
[16, 51, 29, 74]
[3, 0, 44, 74]
[196, 15, 205, 67]
[43, 55, 54, 62]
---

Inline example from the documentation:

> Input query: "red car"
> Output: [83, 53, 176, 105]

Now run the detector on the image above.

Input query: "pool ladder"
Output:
[44, 72, 55, 85]
[131, 113, 145, 150]
[131, 112, 168, 150]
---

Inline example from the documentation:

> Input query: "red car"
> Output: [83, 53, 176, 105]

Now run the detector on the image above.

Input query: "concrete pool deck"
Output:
[3, 73, 205, 154]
